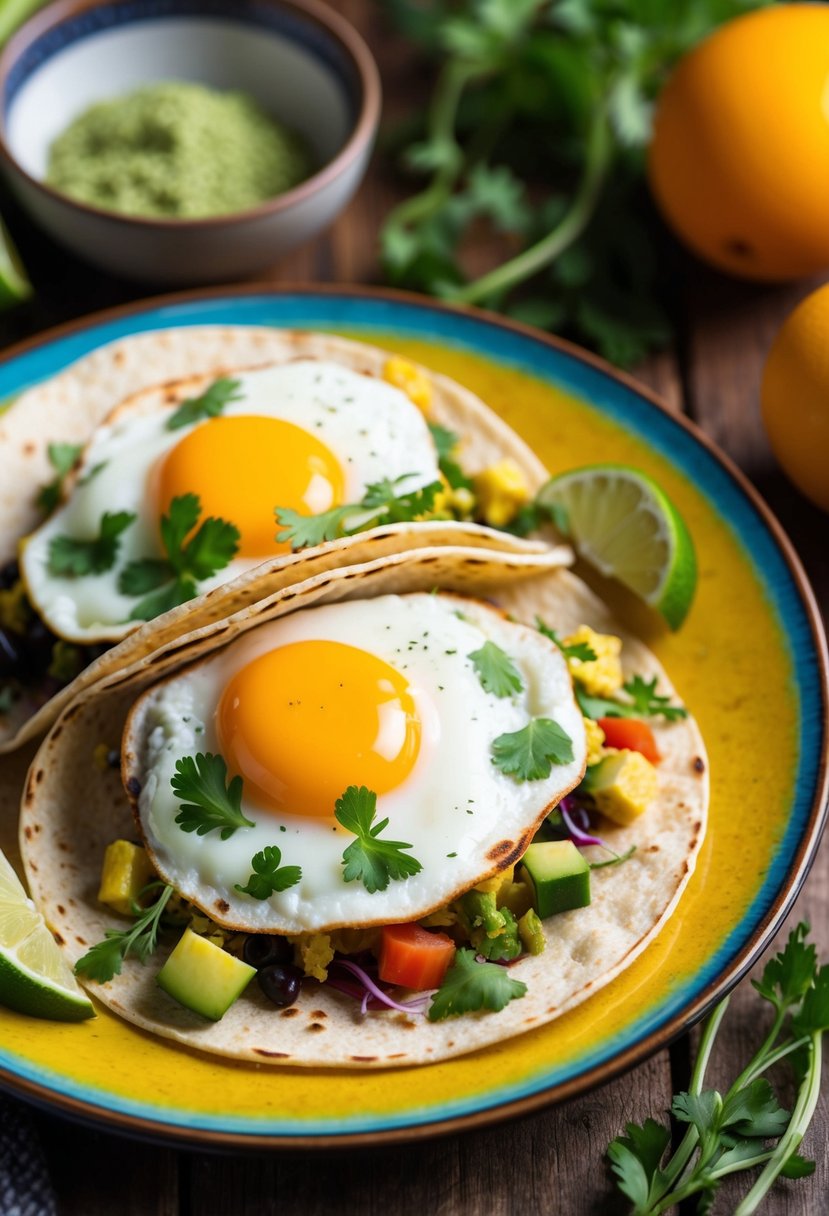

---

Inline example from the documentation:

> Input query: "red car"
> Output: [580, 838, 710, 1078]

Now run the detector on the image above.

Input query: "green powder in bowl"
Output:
[46, 81, 313, 219]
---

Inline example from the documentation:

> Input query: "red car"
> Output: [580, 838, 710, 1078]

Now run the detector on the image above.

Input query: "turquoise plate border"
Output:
[0, 286, 826, 1144]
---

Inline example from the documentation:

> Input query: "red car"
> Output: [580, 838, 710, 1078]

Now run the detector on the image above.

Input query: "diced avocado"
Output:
[518, 908, 546, 956]
[520, 840, 591, 918]
[581, 749, 657, 825]
[97, 840, 156, 917]
[457, 889, 506, 939]
[474, 907, 522, 961]
[157, 928, 255, 1021]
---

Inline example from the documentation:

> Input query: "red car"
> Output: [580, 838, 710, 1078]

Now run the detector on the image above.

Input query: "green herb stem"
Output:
[734, 1034, 822, 1216]
[447, 107, 612, 306]
[388, 59, 482, 229]
[741, 1034, 810, 1084]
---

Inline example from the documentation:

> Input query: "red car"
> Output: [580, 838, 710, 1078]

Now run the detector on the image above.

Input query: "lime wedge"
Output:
[0, 215, 32, 309]
[537, 464, 697, 629]
[0, 848, 94, 1021]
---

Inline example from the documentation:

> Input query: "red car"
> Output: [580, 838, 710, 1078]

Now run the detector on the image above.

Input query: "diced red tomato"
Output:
[598, 717, 661, 764]
[378, 923, 456, 990]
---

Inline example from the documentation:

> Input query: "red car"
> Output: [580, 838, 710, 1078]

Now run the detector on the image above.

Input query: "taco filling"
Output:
[19, 553, 707, 1068]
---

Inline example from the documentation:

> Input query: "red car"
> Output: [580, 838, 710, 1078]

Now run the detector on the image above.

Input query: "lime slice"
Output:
[537, 464, 697, 629]
[0, 215, 32, 309]
[0, 848, 94, 1021]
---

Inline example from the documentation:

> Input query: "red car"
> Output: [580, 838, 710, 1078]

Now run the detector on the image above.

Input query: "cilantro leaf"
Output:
[720, 1079, 789, 1139]
[535, 616, 597, 662]
[780, 1153, 816, 1179]
[623, 675, 689, 722]
[47, 510, 136, 577]
[274, 504, 355, 549]
[37, 442, 83, 513]
[235, 846, 302, 900]
[428, 422, 473, 490]
[171, 753, 254, 839]
[428, 947, 526, 1021]
[120, 495, 240, 620]
[74, 883, 173, 983]
[752, 922, 817, 1011]
[336, 785, 422, 893]
[361, 475, 443, 524]
[274, 476, 443, 551]
[607, 1118, 670, 1212]
[491, 718, 574, 781]
[166, 377, 244, 431]
[576, 677, 687, 723]
[792, 964, 829, 1038]
[504, 497, 568, 537]
[468, 639, 523, 697]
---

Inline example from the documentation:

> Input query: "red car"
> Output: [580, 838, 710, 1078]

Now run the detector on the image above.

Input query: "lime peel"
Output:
[537, 464, 697, 630]
[0, 848, 94, 1021]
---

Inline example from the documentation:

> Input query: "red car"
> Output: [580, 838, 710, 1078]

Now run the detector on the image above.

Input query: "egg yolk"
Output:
[216, 640, 422, 818]
[155, 415, 345, 557]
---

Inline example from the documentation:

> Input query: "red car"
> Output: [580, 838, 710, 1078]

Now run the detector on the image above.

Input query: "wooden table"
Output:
[0, 3, 826, 1211]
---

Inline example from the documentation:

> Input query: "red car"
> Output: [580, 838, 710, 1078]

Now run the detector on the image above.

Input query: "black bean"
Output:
[0, 560, 19, 590]
[257, 963, 303, 1007]
[243, 935, 292, 970]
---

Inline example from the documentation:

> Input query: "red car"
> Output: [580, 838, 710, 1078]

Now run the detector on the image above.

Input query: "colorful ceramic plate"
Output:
[0, 287, 826, 1147]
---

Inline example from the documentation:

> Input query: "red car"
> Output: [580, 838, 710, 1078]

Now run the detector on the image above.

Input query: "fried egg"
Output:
[123, 594, 588, 934]
[21, 361, 441, 642]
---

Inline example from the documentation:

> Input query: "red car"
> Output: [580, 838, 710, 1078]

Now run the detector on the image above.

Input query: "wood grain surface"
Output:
[0, 2, 826, 1212]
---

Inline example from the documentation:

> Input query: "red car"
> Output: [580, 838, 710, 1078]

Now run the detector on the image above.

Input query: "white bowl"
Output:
[0, 0, 380, 283]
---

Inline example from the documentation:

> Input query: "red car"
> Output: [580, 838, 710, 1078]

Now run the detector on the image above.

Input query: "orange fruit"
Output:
[648, 5, 829, 281]
[761, 284, 829, 512]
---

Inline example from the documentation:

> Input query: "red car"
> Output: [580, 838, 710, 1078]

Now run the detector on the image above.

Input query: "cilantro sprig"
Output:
[428, 947, 527, 1021]
[119, 493, 240, 620]
[47, 510, 136, 577]
[275, 475, 443, 551]
[37, 442, 82, 513]
[171, 753, 254, 839]
[491, 717, 574, 781]
[468, 639, 523, 697]
[235, 846, 302, 900]
[577, 675, 688, 723]
[381, 0, 766, 366]
[607, 923, 829, 1213]
[74, 883, 174, 984]
[428, 422, 473, 490]
[335, 785, 422, 894]
[535, 617, 597, 662]
[166, 377, 243, 431]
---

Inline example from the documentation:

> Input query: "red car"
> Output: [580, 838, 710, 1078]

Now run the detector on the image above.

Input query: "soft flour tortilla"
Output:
[0, 326, 565, 752]
[20, 548, 707, 1069]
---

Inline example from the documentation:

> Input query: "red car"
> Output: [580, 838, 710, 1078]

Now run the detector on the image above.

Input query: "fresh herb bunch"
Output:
[380, 0, 769, 365]
[607, 923, 828, 1214]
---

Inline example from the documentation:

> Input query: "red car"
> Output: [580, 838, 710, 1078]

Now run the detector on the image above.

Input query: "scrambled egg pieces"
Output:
[584, 716, 606, 766]
[383, 356, 433, 417]
[563, 625, 623, 697]
[473, 459, 531, 528]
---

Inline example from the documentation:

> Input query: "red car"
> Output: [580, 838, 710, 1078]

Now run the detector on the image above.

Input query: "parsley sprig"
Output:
[336, 785, 422, 893]
[47, 510, 136, 577]
[166, 377, 243, 431]
[535, 616, 597, 662]
[119, 494, 240, 620]
[74, 883, 174, 983]
[171, 753, 254, 839]
[275, 475, 443, 551]
[235, 846, 302, 899]
[381, 0, 766, 366]
[578, 675, 688, 723]
[608, 923, 828, 1214]
[428, 947, 527, 1021]
[37, 442, 82, 513]
[468, 639, 523, 697]
[491, 717, 574, 781]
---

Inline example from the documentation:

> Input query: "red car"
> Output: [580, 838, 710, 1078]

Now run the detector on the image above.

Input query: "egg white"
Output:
[124, 593, 588, 934]
[21, 361, 441, 642]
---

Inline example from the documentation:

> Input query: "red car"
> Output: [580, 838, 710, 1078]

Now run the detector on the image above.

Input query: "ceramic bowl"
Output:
[0, 0, 380, 284]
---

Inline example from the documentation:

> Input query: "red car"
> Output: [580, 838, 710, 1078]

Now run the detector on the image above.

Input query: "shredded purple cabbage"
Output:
[330, 959, 432, 1016]
[559, 796, 608, 849]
